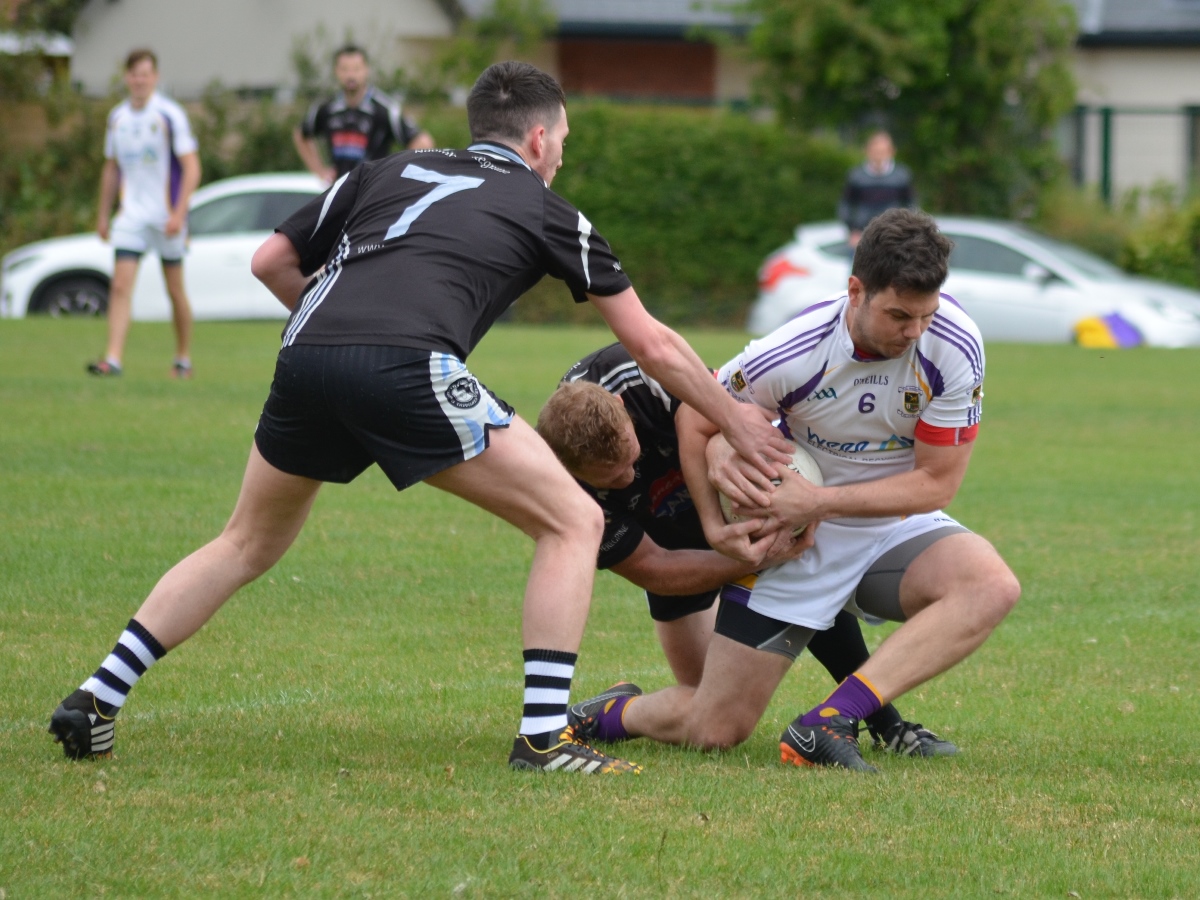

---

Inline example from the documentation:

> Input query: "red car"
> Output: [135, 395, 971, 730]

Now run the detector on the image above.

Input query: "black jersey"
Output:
[276, 142, 632, 360]
[300, 88, 422, 178]
[562, 343, 709, 570]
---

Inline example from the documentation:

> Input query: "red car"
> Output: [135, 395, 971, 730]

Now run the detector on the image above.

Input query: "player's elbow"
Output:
[251, 235, 295, 285]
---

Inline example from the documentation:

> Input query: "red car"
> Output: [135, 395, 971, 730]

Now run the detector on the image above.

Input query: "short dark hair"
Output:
[467, 61, 565, 144]
[125, 49, 158, 71]
[334, 45, 368, 65]
[852, 208, 952, 297]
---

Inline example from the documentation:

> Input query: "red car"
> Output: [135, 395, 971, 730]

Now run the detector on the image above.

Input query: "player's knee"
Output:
[964, 565, 1020, 632]
[688, 714, 755, 750]
[988, 567, 1022, 620]
[558, 488, 604, 545]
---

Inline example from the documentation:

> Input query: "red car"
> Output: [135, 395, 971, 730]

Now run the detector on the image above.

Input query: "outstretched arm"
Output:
[590, 287, 793, 484]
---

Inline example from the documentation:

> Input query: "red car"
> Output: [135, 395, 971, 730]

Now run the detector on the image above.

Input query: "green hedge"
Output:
[422, 104, 856, 325]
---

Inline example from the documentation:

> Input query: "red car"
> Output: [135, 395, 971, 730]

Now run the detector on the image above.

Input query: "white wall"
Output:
[71, 0, 455, 98]
[1073, 46, 1200, 196]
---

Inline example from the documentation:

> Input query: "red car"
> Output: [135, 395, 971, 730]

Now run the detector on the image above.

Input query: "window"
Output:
[945, 234, 1031, 277]
[189, 191, 316, 236]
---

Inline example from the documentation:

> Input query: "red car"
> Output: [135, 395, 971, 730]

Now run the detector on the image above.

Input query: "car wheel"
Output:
[30, 275, 109, 317]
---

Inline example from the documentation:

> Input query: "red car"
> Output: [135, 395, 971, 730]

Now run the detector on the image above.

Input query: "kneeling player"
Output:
[570, 209, 1020, 771]
[537, 344, 959, 757]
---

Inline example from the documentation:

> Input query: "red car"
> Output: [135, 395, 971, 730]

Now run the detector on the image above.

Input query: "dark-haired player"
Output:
[293, 44, 433, 184]
[571, 209, 1020, 772]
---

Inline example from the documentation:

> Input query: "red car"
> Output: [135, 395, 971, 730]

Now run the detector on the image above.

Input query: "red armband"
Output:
[914, 421, 979, 446]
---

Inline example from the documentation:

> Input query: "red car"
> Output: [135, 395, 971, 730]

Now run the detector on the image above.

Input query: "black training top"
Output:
[837, 161, 916, 232]
[300, 88, 423, 178]
[562, 343, 709, 570]
[276, 142, 632, 359]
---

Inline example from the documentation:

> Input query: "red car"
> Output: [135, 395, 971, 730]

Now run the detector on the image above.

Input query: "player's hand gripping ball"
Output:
[718, 440, 823, 537]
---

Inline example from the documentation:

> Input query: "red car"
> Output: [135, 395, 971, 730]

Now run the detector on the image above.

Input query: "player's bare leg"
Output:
[426, 417, 641, 773]
[133, 444, 322, 647]
[616, 634, 791, 749]
[855, 533, 1020, 702]
[49, 443, 322, 758]
[653, 605, 717, 689]
[162, 261, 193, 374]
[425, 417, 602, 653]
[782, 533, 1019, 772]
[95, 256, 138, 371]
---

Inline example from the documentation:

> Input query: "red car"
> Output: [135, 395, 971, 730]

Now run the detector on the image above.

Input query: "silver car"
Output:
[748, 217, 1200, 347]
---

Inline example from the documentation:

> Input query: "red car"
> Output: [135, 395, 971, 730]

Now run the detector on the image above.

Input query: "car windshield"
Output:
[189, 190, 315, 237]
[1006, 225, 1126, 280]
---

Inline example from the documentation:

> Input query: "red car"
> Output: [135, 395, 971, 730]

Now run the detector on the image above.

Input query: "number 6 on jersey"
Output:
[384, 165, 485, 240]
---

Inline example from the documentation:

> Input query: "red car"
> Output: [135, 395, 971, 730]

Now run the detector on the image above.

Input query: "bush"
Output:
[1032, 181, 1131, 263]
[0, 89, 109, 256]
[512, 103, 854, 325]
[1119, 190, 1200, 288]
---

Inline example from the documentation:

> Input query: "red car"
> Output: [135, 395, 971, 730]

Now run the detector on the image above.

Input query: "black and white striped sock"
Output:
[519, 648, 577, 750]
[80, 618, 167, 716]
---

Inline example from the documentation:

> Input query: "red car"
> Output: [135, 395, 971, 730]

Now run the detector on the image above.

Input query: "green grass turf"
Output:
[1, 318, 1197, 897]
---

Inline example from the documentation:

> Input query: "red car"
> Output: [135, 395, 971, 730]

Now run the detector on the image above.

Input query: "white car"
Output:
[1, 172, 324, 320]
[748, 218, 1200, 347]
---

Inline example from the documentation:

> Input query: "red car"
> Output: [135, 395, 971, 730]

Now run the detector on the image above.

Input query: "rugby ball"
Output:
[718, 440, 823, 537]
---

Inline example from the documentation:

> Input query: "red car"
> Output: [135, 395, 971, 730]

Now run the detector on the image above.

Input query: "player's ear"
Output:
[527, 123, 547, 160]
[847, 275, 865, 306]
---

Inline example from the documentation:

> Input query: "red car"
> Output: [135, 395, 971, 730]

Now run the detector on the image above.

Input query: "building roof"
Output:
[1072, 0, 1200, 46]
[457, 0, 743, 38]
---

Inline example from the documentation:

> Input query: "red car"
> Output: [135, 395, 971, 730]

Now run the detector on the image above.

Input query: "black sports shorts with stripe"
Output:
[254, 344, 514, 490]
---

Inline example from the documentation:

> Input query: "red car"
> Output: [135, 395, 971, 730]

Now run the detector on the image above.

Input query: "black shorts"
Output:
[254, 344, 514, 490]
[646, 589, 718, 623]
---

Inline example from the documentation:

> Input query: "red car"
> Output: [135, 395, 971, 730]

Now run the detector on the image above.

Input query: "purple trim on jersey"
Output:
[927, 316, 983, 382]
[743, 316, 839, 383]
[788, 296, 841, 324]
[939, 291, 964, 311]
[777, 366, 829, 413]
[720, 582, 752, 607]
[164, 113, 182, 207]
[914, 349, 946, 399]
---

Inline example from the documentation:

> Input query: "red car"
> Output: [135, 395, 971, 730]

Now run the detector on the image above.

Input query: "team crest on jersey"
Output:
[446, 377, 481, 409]
[971, 383, 984, 406]
[807, 387, 837, 401]
[902, 390, 921, 415]
[730, 369, 747, 392]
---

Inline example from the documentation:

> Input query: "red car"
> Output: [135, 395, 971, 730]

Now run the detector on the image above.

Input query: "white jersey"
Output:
[718, 291, 984, 529]
[715, 291, 985, 629]
[104, 92, 197, 228]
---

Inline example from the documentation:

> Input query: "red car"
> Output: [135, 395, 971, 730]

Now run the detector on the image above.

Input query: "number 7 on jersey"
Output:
[384, 165, 485, 240]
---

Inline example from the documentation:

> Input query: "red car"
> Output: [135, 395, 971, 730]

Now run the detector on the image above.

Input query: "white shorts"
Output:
[720, 511, 965, 631]
[111, 215, 187, 262]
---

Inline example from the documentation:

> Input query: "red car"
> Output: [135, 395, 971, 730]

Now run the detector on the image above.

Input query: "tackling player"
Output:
[571, 209, 1020, 771]
[537, 345, 958, 757]
[87, 49, 200, 378]
[49, 62, 792, 775]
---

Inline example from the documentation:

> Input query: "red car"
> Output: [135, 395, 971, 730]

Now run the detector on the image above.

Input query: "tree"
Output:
[736, 0, 1079, 217]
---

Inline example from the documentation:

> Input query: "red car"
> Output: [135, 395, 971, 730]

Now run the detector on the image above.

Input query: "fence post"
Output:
[1100, 105, 1113, 205]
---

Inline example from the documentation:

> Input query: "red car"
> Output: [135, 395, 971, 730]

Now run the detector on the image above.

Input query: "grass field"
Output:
[1, 319, 1197, 898]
